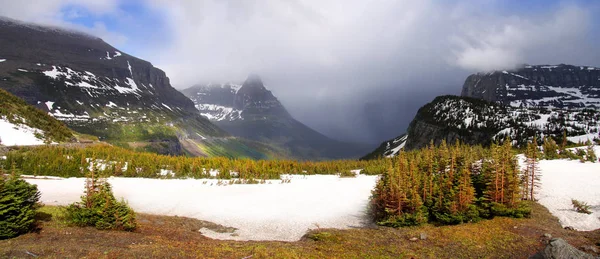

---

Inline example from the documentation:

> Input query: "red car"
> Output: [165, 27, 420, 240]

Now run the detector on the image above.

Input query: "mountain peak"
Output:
[240, 74, 266, 92]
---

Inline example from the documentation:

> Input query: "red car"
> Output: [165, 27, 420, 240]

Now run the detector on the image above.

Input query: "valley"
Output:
[2, 6, 600, 259]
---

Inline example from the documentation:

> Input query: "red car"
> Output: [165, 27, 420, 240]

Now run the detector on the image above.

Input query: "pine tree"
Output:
[524, 137, 541, 201]
[0, 175, 41, 239]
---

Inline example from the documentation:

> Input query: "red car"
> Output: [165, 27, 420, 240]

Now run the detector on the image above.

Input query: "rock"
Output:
[530, 238, 595, 259]
[564, 226, 575, 230]
[409, 237, 418, 242]
[541, 233, 553, 244]
[419, 233, 427, 240]
[580, 245, 598, 254]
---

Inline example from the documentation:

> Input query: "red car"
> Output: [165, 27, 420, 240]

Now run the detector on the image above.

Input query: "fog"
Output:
[2, 0, 600, 144]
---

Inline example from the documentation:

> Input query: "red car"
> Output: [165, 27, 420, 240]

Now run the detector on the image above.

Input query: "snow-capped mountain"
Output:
[182, 83, 243, 121]
[182, 75, 370, 159]
[462, 64, 600, 109]
[0, 17, 280, 159]
[364, 64, 600, 158]
[182, 75, 291, 122]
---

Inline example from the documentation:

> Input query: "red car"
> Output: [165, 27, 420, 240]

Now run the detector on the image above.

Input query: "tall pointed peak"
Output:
[239, 74, 267, 94]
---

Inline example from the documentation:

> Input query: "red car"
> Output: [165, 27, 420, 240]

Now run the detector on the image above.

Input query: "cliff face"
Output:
[461, 64, 600, 109]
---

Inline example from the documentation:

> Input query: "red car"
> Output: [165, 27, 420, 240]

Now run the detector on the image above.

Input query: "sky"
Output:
[1, 0, 600, 144]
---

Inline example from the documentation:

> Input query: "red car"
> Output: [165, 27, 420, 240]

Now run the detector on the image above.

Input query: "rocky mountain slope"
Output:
[182, 76, 370, 159]
[364, 64, 600, 158]
[462, 64, 600, 108]
[0, 17, 280, 159]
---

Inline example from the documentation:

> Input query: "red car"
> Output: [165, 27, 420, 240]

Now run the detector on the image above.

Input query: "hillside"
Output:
[0, 17, 279, 159]
[364, 64, 600, 158]
[182, 75, 370, 159]
[0, 88, 75, 145]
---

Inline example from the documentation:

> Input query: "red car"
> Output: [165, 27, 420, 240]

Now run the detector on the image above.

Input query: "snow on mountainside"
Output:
[182, 83, 244, 121]
[181, 75, 290, 123]
[0, 117, 46, 146]
[0, 17, 287, 159]
[462, 64, 600, 109]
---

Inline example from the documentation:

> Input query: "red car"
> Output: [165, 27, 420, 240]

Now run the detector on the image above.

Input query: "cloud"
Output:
[452, 5, 593, 71]
[138, 0, 598, 143]
[0, 0, 127, 46]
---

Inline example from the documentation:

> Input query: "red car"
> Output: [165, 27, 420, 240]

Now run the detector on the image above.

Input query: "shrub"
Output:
[571, 199, 592, 214]
[489, 202, 531, 218]
[64, 175, 136, 231]
[339, 170, 357, 178]
[376, 208, 429, 227]
[0, 175, 41, 239]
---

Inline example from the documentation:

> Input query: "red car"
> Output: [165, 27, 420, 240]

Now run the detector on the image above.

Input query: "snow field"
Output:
[25, 174, 378, 241]
[533, 146, 600, 231]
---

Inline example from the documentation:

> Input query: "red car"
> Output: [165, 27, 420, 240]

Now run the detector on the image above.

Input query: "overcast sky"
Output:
[1, 0, 600, 144]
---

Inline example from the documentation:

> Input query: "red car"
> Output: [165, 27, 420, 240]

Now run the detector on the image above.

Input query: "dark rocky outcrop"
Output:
[530, 238, 596, 259]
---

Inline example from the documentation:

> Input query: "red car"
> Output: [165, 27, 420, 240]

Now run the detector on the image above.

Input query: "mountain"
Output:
[0, 17, 281, 159]
[182, 76, 370, 159]
[462, 64, 600, 108]
[363, 64, 600, 159]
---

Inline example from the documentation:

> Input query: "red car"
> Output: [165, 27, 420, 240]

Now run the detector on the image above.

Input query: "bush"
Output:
[489, 202, 531, 218]
[0, 175, 41, 239]
[376, 208, 429, 227]
[571, 199, 592, 214]
[339, 170, 357, 178]
[64, 176, 136, 231]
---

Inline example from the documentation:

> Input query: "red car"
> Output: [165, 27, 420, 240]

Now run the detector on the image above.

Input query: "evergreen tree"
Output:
[0, 175, 41, 239]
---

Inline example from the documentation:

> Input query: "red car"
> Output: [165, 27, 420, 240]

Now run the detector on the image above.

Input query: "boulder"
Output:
[531, 238, 595, 259]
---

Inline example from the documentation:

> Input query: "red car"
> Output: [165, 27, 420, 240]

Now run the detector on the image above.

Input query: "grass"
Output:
[1, 202, 599, 258]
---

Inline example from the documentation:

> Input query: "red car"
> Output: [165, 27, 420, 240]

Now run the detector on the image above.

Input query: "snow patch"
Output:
[536, 147, 600, 231]
[44, 101, 55, 110]
[0, 117, 45, 146]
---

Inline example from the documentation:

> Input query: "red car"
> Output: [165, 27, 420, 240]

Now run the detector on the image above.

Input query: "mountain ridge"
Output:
[0, 17, 282, 159]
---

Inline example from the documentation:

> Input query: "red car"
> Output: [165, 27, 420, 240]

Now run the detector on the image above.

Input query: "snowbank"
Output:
[0, 118, 45, 146]
[536, 146, 600, 231]
[25, 174, 378, 241]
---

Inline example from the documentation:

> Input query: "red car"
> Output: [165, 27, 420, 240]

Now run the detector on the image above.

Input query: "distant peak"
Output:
[241, 74, 266, 92]
[245, 74, 263, 84]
